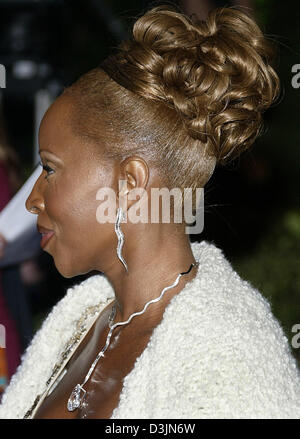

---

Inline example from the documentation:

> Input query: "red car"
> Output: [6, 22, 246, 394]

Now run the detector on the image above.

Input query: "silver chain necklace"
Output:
[67, 262, 197, 412]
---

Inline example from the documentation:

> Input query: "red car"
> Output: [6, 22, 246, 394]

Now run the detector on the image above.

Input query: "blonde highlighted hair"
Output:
[63, 4, 280, 212]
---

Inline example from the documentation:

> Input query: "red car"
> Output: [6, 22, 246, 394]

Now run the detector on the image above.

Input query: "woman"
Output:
[0, 5, 300, 419]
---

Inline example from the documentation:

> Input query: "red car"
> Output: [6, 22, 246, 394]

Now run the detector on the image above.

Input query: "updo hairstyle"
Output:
[63, 5, 280, 213]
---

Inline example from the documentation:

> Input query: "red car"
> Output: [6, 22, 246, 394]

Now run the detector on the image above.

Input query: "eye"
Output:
[38, 160, 54, 179]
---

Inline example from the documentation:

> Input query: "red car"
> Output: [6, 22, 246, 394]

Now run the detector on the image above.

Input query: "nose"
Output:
[25, 174, 45, 215]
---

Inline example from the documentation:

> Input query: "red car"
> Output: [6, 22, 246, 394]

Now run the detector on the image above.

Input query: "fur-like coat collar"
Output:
[1, 241, 300, 418]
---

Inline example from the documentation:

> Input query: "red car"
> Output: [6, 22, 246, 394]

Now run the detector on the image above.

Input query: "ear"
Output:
[117, 156, 149, 209]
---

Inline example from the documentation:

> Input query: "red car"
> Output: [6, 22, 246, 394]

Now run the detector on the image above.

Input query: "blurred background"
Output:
[0, 0, 299, 396]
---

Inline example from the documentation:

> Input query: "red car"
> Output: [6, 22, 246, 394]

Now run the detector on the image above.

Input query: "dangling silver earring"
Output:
[114, 206, 128, 272]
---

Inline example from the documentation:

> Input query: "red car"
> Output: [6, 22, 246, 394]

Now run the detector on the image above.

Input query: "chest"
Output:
[33, 305, 153, 419]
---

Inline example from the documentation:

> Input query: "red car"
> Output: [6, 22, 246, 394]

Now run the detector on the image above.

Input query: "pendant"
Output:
[67, 384, 86, 411]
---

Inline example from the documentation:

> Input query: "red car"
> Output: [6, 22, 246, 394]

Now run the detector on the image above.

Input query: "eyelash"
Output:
[39, 160, 54, 179]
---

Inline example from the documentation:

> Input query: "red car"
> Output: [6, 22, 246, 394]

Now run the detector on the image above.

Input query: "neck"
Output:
[102, 224, 198, 328]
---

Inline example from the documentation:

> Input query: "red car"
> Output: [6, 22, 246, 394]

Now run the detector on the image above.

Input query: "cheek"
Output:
[48, 204, 97, 277]
[48, 180, 106, 251]
[43, 169, 116, 276]
[52, 205, 114, 277]
[44, 174, 94, 231]
[58, 196, 97, 240]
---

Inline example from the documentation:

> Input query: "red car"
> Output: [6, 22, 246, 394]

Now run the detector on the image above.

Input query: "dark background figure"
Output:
[0, 109, 34, 357]
[0, 120, 23, 398]
[0, 0, 299, 369]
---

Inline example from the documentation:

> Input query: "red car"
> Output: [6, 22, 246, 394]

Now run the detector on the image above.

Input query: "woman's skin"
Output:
[25, 94, 199, 418]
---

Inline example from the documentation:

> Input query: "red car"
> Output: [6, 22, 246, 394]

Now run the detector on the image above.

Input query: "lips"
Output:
[37, 224, 55, 249]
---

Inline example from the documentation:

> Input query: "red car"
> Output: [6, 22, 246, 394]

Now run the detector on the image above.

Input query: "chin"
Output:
[53, 258, 88, 279]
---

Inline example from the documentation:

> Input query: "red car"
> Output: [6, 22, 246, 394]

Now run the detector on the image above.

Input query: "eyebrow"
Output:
[39, 149, 63, 164]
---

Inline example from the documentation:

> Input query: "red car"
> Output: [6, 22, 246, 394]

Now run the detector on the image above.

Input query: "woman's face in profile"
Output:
[26, 94, 117, 278]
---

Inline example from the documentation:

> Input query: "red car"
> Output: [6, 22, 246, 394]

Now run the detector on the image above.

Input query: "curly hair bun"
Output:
[101, 4, 280, 165]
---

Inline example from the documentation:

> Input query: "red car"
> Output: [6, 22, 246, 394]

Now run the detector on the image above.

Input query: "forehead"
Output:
[38, 94, 109, 169]
[39, 95, 74, 151]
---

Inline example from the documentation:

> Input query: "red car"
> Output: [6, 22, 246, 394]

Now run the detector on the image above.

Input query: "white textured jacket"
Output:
[0, 241, 300, 419]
